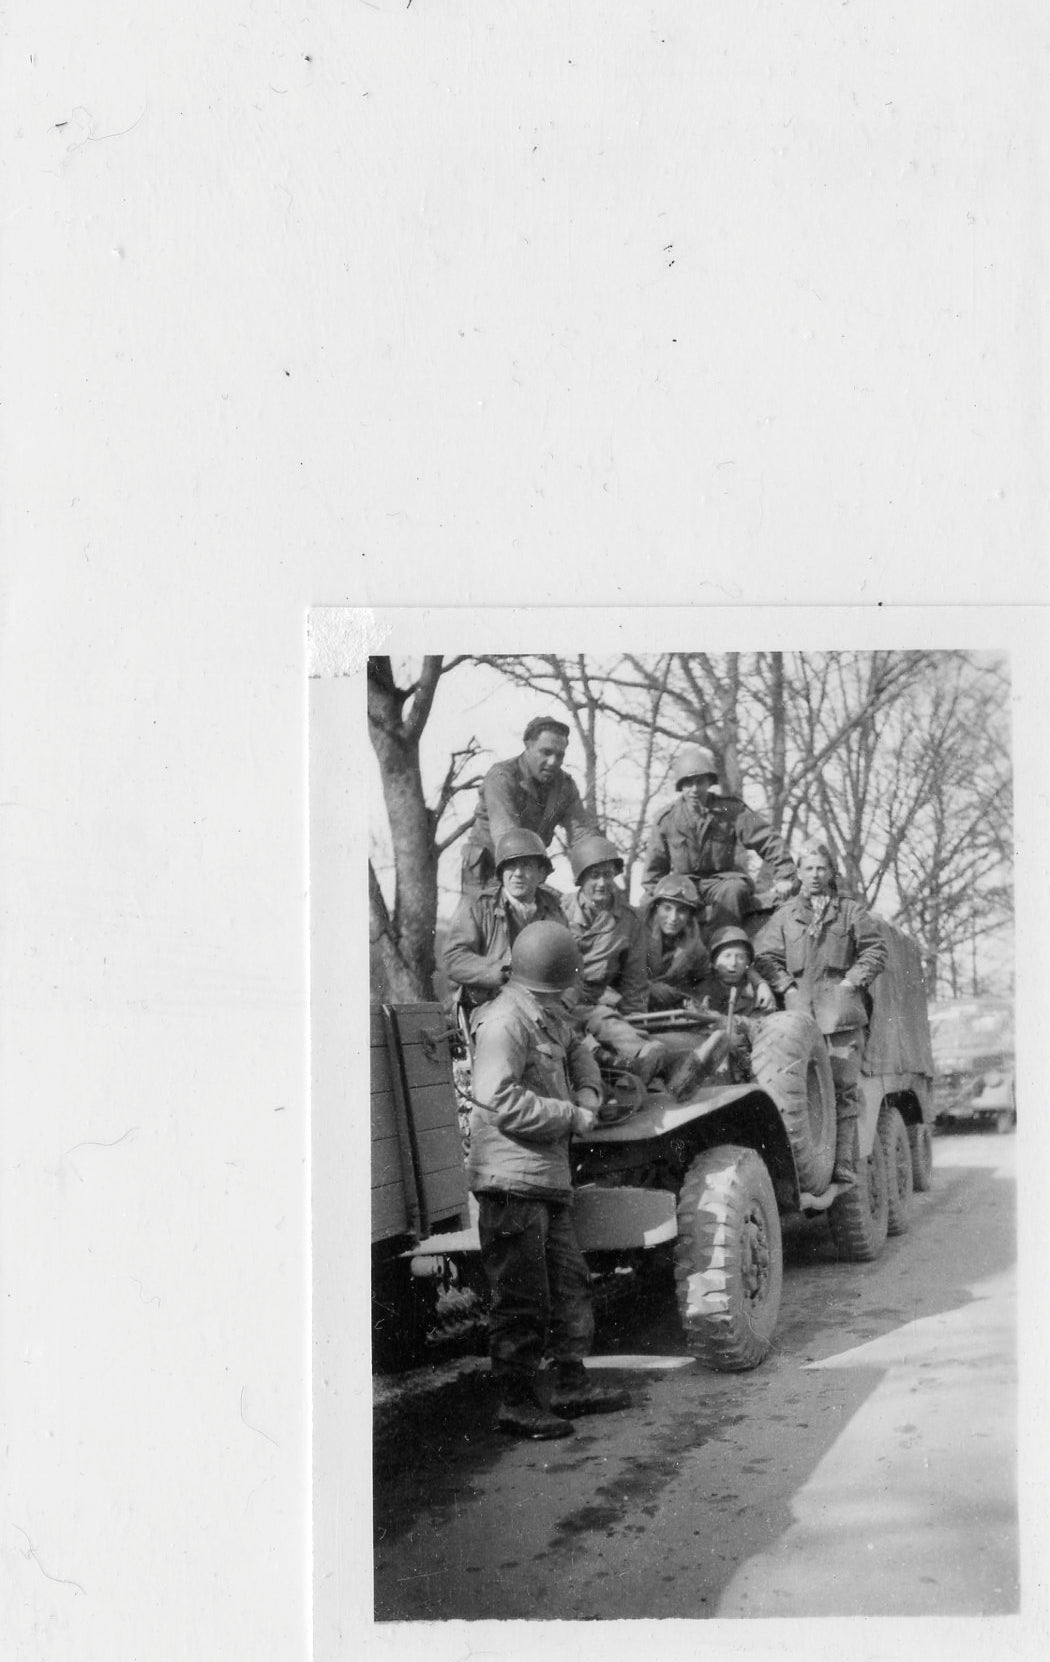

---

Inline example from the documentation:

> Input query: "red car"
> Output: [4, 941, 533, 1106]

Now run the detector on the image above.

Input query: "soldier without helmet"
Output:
[640, 744, 797, 929]
[753, 838, 888, 1185]
[461, 716, 596, 894]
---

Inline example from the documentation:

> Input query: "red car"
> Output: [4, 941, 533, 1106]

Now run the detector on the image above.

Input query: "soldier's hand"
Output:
[752, 978, 775, 1013]
[571, 1104, 597, 1136]
[774, 876, 796, 901]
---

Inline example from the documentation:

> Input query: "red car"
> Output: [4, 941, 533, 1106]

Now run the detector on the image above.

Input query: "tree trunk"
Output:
[367, 657, 442, 1000]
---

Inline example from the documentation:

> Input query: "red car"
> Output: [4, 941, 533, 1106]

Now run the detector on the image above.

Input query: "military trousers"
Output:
[826, 1025, 865, 1127]
[694, 871, 753, 929]
[475, 1190, 594, 1397]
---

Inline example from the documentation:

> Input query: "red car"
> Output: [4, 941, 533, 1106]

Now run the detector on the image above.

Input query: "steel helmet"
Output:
[494, 828, 553, 878]
[509, 921, 584, 994]
[569, 834, 625, 883]
[673, 744, 719, 788]
[708, 925, 754, 964]
[651, 874, 701, 910]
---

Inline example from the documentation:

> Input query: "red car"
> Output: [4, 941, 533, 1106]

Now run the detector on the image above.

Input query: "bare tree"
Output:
[474, 650, 1013, 996]
[368, 656, 480, 1001]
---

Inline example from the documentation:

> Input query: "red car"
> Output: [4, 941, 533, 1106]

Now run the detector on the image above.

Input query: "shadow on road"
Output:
[373, 1145, 1016, 1620]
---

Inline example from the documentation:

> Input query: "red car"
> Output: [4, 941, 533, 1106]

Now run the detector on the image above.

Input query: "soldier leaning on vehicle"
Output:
[460, 716, 596, 894]
[640, 743, 797, 928]
[468, 921, 631, 1440]
[753, 838, 888, 1186]
[444, 829, 566, 1014]
[560, 834, 670, 1090]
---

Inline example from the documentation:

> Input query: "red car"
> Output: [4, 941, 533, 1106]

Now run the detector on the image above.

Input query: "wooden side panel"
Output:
[371, 1001, 470, 1240]
[372, 1180, 410, 1242]
[371, 1135, 406, 1190]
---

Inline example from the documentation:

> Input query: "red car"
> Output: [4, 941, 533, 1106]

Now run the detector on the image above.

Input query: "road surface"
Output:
[373, 1130, 1017, 1621]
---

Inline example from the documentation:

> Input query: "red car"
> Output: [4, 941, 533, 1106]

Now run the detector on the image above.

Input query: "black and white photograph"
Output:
[5, 4, 1049, 1659]
[311, 609, 1041, 1643]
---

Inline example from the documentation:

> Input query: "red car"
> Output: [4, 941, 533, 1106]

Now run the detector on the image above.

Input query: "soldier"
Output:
[692, 926, 776, 1018]
[753, 839, 888, 1185]
[461, 716, 596, 894]
[640, 744, 797, 928]
[444, 829, 566, 1014]
[560, 834, 670, 1089]
[469, 921, 631, 1439]
[644, 874, 711, 1010]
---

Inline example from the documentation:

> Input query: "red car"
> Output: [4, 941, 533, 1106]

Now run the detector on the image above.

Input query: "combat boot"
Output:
[667, 1029, 729, 1100]
[633, 1039, 670, 1088]
[548, 1363, 631, 1418]
[495, 1386, 574, 1440]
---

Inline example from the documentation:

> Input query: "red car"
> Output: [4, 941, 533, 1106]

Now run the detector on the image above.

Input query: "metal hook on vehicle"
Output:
[420, 1025, 460, 1063]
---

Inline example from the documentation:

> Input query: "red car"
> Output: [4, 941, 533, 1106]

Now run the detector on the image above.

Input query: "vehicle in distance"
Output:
[929, 996, 1015, 1134]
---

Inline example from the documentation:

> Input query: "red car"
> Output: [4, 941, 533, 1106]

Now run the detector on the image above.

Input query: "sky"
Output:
[368, 652, 1015, 995]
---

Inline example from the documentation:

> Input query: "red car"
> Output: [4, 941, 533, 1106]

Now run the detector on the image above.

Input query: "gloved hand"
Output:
[571, 1104, 597, 1136]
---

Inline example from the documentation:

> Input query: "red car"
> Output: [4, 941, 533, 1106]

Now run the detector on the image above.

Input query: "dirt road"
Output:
[373, 1131, 1017, 1621]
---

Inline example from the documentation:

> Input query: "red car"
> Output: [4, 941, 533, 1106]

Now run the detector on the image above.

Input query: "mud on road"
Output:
[373, 1133, 1017, 1621]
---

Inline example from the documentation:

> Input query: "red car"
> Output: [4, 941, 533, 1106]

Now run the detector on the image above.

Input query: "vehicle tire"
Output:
[879, 1105, 914, 1236]
[749, 1011, 836, 1193]
[828, 1128, 889, 1261]
[674, 1144, 783, 1371]
[908, 1122, 934, 1191]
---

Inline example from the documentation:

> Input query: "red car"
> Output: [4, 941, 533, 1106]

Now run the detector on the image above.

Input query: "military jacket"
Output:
[464, 753, 594, 865]
[644, 909, 711, 1009]
[753, 892, 888, 1035]
[560, 888, 648, 1015]
[467, 981, 602, 1196]
[443, 881, 565, 1004]
[640, 794, 796, 896]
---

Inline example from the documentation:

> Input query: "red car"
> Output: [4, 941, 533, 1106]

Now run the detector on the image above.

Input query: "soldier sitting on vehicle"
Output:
[444, 829, 566, 1015]
[693, 926, 776, 1019]
[560, 834, 670, 1090]
[753, 838, 888, 1186]
[644, 874, 711, 1010]
[640, 743, 797, 928]
[469, 921, 631, 1439]
[460, 716, 596, 894]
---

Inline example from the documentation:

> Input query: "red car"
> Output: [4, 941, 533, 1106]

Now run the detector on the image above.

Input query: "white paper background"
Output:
[2, 3, 1047, 1659]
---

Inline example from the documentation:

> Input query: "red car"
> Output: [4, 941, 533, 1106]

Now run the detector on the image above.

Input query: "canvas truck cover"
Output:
[862, 917, 935, 1078]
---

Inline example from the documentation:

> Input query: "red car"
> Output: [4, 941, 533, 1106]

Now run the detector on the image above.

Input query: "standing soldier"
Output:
[469, 921, 630, 1439]
[753, 839, 888, 1185]
[561, 834, 670, 1089]
[640, 744, 797, 928]
[444, 829, 566, 1015]
[461, 716, 596, 894]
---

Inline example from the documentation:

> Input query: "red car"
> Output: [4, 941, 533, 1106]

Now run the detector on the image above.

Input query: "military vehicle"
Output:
[372, 917, 935, 1371]
[929, 996, 1015, 1134]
